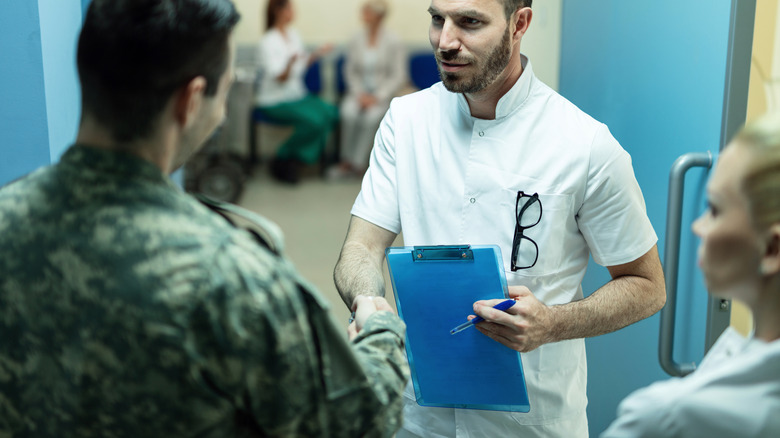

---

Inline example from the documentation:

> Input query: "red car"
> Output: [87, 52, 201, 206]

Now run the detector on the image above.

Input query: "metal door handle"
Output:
[659, 152, 712, 377]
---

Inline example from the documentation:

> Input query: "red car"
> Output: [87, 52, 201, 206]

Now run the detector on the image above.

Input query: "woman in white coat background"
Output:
[602, 112, 780, 437]
[328, 0, 407, 180]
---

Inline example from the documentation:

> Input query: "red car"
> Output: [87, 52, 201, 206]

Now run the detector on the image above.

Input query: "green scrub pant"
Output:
[259, 94, 338, 164]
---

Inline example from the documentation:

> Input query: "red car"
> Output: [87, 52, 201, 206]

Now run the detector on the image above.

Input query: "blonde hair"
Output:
[363, 0, 388, 17]
[736, 112, 780, 229]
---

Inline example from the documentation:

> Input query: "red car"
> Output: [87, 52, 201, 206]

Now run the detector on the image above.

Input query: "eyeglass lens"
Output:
[517, 194, 541, 228]
[513, 235, 538, 269]
[512, 192, 542, 271]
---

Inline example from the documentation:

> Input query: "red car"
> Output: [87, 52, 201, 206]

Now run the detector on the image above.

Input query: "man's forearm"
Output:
[477, 246, 666, 353]
[548, 274, 666, 343]
[334, 241, 387, 309]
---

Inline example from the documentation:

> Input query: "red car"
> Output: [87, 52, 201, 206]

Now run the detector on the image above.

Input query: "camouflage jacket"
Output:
[0, 145, 409, 437]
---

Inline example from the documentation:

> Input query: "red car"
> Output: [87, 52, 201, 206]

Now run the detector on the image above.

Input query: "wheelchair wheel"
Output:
[194, 159, 245, 203]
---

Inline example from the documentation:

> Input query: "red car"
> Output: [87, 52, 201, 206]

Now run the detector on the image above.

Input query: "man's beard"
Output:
[438, 26, 512, 94]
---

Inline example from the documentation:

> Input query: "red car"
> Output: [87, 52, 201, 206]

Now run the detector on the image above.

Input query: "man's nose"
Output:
[438, 21, 461, 52]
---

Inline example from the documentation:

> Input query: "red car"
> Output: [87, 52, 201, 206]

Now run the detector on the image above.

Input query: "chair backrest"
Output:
[409, 52, 440, 90]
[335, 54, 347, 96]
[304, 59, 322, 94]
[235, 44, 259, 71]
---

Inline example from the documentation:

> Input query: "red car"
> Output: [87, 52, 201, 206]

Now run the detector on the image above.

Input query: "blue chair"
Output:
[249, 60, 323, 166]
[409, 52, 440, 90]
[324, 54, 348, 167]
[335, 54, 347, 96]
[303, 59, 322, 94]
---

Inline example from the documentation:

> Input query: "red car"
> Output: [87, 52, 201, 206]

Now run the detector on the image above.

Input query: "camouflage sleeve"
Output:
[348, 312, 410, 436]
[299, 288, 410, 438]
[191, 239, 408, 437]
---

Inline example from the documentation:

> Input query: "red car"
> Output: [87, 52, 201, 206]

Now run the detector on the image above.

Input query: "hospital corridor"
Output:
[2, 0, 780, 436]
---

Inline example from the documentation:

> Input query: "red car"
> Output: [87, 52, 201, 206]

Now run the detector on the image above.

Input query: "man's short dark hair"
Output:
[503, 0, 532, 19]
[77, 0, 241, 143]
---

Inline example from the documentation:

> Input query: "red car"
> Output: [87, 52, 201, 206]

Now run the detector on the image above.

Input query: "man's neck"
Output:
[76, 119, 177, 174]
[464, 54, 524, 120]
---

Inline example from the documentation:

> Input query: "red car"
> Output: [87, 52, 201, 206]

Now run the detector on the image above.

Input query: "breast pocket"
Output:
[499, 188, 573, 278]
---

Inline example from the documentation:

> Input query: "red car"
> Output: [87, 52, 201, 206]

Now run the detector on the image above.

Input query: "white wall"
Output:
[232, 0, 562, 90]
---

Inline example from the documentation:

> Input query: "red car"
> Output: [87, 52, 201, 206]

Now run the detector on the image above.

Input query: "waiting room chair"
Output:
[335, 54, 347, 97]
[409, 52, 440, 91]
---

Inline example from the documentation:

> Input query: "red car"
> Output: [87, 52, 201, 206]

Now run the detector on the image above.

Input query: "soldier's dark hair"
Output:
[503, 0, 532, 19]
[77, 0, 241, 143]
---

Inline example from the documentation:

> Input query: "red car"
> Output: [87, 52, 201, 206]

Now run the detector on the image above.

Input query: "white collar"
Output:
[456, 54, 534, 120]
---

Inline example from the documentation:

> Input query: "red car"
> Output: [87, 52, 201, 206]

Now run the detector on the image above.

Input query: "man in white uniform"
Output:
[334, 0, 666, 437]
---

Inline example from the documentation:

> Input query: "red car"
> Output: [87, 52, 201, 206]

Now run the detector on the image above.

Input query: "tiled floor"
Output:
[237, 168, 400, 328]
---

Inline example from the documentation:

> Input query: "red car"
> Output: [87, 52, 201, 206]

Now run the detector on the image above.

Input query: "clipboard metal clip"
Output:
[412, 245, 474, 262]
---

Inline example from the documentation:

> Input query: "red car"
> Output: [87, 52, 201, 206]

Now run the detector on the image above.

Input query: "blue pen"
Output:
[450, 299, 516, 335]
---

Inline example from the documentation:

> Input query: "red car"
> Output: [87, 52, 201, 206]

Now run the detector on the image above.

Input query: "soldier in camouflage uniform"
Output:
[0, 1, 409, 437]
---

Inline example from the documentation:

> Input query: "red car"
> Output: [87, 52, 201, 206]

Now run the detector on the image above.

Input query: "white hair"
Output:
[364, 0, 388, 17]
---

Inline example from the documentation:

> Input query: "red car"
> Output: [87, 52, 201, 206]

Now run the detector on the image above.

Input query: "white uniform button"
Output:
[478, 131, 485, 137]
[470, 198, 476, 204]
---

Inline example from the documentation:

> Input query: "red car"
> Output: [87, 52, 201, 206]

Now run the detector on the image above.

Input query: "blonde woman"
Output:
[328, 0, 407, 180]
[603, 113, 780, 437]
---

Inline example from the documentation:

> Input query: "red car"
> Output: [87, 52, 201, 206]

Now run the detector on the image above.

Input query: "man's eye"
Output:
[431, 15, 444, 24]
[463, 18, 480, 25]
[707, 201, 719, 217]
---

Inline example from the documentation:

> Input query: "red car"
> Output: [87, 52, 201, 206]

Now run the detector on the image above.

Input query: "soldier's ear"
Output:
[173, 76, 207, 128]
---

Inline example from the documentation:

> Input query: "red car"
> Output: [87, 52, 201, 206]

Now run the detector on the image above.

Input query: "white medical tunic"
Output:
[602, 328, 780, 437]
[352, 56, 657, 437]
[255, 27, 309, 107]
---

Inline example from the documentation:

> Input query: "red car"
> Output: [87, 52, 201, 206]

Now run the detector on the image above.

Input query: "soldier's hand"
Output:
[347, 296, 393, 340]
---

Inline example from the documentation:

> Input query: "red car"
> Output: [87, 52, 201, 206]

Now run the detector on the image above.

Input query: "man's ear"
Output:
[512, 7, 533, 42]
[174, 76, 207, 128]
[760, 223, 780, 276]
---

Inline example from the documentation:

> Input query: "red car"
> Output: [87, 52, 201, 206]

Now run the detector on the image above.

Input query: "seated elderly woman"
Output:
[602, 112, 780, 437]
[327, 0, 406, 180]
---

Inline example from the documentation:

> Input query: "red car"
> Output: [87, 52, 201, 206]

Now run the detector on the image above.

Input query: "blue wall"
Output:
[0, 0, 82, 186]
[560, 0, 734, 435]
[39, 0, 83, 162]
[0, 1, 51, 185]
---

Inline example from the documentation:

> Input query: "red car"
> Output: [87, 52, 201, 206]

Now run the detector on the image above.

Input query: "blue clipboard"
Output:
[386, 245, 530, 412]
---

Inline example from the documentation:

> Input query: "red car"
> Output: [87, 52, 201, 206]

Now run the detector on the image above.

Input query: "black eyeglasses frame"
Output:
[510, 191, 542, 272]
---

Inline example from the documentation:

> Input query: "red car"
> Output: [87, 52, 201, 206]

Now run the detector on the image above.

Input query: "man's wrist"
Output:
[348, 295, 377, 324]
